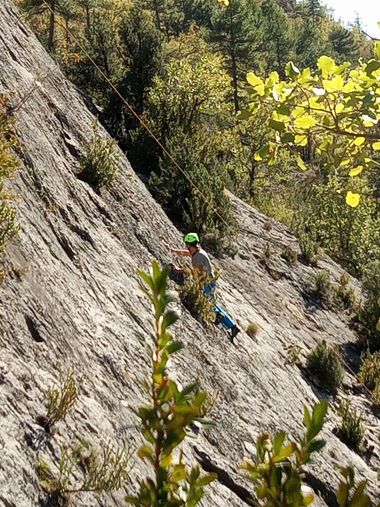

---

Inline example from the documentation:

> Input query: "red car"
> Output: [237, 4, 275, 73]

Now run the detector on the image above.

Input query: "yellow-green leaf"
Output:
[353, 137, 365, 146]
[296, 155, 307, 171]
[317, 55, 336, 77]
[373, 141, 380, 151]
[294, 115, 316, 129]
[285, 61, 300, 79]
[247, 72, 264, 87]
[375, 41, 380, 59]
[161, 454, 173, 468]
[322, 75, 344, 93]
[349, 166, 363, 177]
[346, 191, 360, 207]
[294, 134, 308, 146]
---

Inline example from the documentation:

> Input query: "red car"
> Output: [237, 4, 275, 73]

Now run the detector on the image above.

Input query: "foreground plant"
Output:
[126, 261, 216, 506]
[37, 440, 131, 504]
[336, 466, 380, 507]
[40, 365, 82, 432]
[241, 400, 328, 506]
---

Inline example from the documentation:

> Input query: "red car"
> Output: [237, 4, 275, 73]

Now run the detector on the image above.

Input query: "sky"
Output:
[322, 0, 380, 39]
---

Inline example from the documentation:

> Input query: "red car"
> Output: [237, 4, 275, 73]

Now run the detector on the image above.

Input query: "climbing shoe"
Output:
[230, 325, 240, 339]
[214, 313, 223, 326]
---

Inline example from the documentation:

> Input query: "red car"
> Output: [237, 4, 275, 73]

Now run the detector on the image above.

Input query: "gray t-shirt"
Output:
[191, 248, 214, 278]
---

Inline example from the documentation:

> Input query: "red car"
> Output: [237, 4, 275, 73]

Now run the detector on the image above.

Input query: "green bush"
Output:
[306, 341, 344, 393]
[358, 351, 380, 391]
[308, 270, 332, 300]
[357, 260, 380, 351]
[37, 441, 131, 503]
[241, 401, 328, 506]
[333, 272, 356, 310]
[40, 365, 82, 432]
[281, 245, 298, 264]
[80, 122, 119, 189]
[178, 267, 217, 324]
[299, 231, 321, 266]
[372, 382, 380, 408]
[337, 400, 365, 452]
[0, 95, 20, 282]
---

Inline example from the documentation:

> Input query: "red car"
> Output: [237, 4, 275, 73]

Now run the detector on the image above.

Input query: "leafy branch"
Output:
[126, 261, 216, 506]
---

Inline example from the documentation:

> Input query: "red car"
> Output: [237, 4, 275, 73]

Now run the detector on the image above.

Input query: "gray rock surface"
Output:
[0, 1, 379, 506]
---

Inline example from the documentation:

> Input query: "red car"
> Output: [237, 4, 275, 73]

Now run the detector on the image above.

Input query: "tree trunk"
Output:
[249, 158, 256, 199]
[229, 10, 239, 114]
[152, 0, 161, 32]
[47, 0, 56, 52]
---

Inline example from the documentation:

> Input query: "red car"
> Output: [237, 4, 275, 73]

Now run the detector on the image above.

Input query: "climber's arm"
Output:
[170, 247, 191, 257]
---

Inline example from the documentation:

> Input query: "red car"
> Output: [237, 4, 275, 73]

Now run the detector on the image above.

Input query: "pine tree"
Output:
[104, 5, 163, 146]
[19, 0, 70, 51]
[209, 0, 263, 113]
[329, 25, 360, 63]
[260, 0, 294, 78]
[306, 0, 322, 25]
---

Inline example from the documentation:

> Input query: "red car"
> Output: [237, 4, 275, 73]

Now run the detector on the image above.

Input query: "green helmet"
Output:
[184, 232, 199, 245]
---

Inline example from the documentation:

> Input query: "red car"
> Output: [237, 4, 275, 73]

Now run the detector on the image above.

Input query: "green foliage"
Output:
[79, 122, 119, 189]
[242, 48, 380, 206]
[132, 30, 237, 241]
[307, 270, 331, 299]
[372, 382, 380, 408]
[294, 178, 380, 277]
[128, 261, 216, 506]
[178, 268, 216, 323]
[306, 341, 344, 393]
[335, 466, 379, 507]
[105, 4, 163, 143]
[357, 261, 380, 350]
[241, 400, 328, 506]
[337, 400, 365, 453]
[209, 0, 263, 112]
[281, 245, 298, 264]
[329, 25, 359, 64]
[36, 440, 131, 502]
[42, 365, 82, 431]
[298, 231, 321, 266]
[260, 0, 294, 78]
[333, 272, 356, 310]
[178, 268, 217, 324]
[149, 129, 235, 237]
[308, 270, 356, 310]
[285, 344, 303, 366]
[358, 352, 380, 391]
[0, 95, 20, 283]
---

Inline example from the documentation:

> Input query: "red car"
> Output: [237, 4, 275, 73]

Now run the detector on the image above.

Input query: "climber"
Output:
[164, 232, 240, 340]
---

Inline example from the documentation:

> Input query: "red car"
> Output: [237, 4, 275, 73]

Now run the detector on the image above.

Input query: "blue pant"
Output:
[203, 284, 236, 330]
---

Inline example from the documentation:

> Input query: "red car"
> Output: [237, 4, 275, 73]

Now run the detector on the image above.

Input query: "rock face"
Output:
[0, 1, 379, 506]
